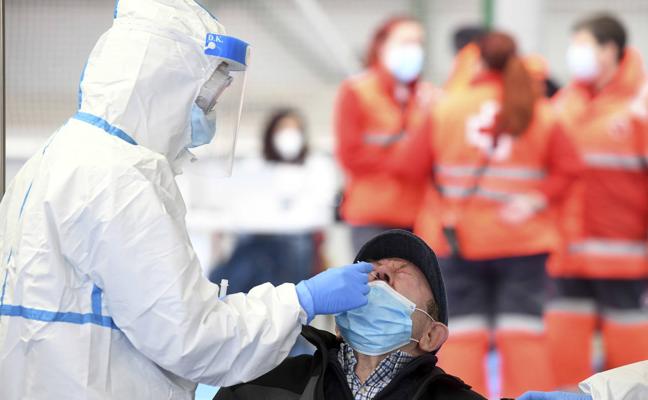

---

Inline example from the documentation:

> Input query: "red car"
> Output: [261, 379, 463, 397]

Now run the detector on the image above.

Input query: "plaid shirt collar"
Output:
[337, 342, 416, 400]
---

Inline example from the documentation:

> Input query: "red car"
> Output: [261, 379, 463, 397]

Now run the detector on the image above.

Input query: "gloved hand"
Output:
[518, 391, 592, 400]
[296, 262, 372, 322]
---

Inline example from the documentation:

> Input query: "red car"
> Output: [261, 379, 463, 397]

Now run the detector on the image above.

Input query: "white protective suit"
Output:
[579, 361, 648, 400]
[0, 1, 307, 399]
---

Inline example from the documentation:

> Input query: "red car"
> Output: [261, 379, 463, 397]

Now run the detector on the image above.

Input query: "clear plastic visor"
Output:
[188, 61, 248, 178]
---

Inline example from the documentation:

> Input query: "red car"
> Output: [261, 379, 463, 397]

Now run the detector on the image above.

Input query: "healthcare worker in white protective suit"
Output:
[0, 1, 373, 399]
[519, 361, 648, 400]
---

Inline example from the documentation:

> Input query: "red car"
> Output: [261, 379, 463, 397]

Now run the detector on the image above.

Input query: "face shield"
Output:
[188, 33, 250, 177]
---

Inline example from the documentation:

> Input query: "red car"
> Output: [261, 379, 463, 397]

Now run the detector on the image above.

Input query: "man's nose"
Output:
[370, 265, 393, 285]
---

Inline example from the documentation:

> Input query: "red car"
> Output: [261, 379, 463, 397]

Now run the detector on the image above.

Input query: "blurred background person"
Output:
[446, 25, 561, 99]
[446, 25, 488, 93]
[396, 31, 581, 398]
[334, 16, 439, 253]
[546, 14, 648, 389]
[209, 108, 336, 295]
[523, 52, 562, 99]
[524, 54, 558, 99]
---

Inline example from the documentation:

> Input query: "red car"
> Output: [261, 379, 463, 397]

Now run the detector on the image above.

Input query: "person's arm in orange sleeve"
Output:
[382, 113, 435, 179]
[334, 82, 390, 176]
[537, 123, 583, 203]
[445, 43, 480, 93]
[500, 123, 583, 225]
[632, 115, 648, 229]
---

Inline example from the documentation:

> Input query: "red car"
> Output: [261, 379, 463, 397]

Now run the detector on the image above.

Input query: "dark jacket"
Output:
[214, 326, 485, 400]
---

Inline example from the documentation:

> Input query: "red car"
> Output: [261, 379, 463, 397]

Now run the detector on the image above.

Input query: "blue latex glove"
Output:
[296, 262, 372, 322]
[518, 391, 592, 400]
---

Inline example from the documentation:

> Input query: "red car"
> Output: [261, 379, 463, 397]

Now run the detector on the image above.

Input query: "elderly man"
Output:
[214, 230, 485, 400]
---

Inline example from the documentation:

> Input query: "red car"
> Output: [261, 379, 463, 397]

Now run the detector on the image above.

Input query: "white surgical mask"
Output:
[384, 44, 424, 83]
[567, 44, 600, 82]
[273, 128, 305, 161]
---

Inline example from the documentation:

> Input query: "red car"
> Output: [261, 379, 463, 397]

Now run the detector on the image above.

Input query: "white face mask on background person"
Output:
[273, 128, 305, 161]
[567, 44, 600, 82]
[384, 44, 424, 83]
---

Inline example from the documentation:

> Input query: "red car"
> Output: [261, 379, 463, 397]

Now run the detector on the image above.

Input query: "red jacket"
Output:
[552, 48, 648, 278]
[404, 72, 581, 259]
[335, 68, 438, 227]
[445, 43, 481, 93]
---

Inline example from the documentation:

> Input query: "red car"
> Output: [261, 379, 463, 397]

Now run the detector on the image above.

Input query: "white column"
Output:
[494, 0, 544, 54]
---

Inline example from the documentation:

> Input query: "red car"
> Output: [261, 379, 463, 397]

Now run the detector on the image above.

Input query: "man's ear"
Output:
[417, 322, 449, 353]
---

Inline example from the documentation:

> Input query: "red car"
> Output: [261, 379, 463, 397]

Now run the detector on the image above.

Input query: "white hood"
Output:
[78, 0, 225, 163]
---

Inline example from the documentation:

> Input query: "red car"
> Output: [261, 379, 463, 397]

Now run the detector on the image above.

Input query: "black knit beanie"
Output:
[354, 229, 448, 325]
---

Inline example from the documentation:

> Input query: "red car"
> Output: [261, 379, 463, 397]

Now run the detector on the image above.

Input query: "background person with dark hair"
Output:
[447, 25, 561, 98]
[262, 108, 310, 165]
[547, 13, 648, 389]
[445, 25, 488, 93]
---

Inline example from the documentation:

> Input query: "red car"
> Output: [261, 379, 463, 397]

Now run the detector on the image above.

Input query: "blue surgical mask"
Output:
[384, 44, 424, 83]
[335, 281, 434, 356]
[189, 104, 216, 148]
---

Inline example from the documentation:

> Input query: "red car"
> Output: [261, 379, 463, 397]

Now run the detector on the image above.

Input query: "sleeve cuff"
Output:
[295, 281, 314, 323]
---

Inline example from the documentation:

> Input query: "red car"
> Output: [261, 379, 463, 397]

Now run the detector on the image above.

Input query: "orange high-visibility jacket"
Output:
[414, 72, 581, 260]
[335, 68, 437, 227]
[551, 49, 648, 279]
[445, 43, 482, 93]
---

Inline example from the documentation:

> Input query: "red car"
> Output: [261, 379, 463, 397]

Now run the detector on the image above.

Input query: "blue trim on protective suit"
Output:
[0, 271, 8, 309]
[0, 305, 119, 329]
[0, 112, 121, 330]
[114, 0, 120, 19]
[0, 284, 119, 330]
[77, 62, 87, 110]
[0, 282, 118, 329]
[18, 182, 33, 219]
[91, 285, 103, 315]
[73, 112, 137, 145]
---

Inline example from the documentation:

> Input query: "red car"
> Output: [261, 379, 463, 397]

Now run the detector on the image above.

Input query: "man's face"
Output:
[369, 258, 433, 317]
[334, 256, 448, 357]
[368, 258, 446, 355]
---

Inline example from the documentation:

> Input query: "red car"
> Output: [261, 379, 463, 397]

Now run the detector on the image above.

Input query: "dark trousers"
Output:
[550, 277, 648, 314]
[440, 254, 548, 323]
